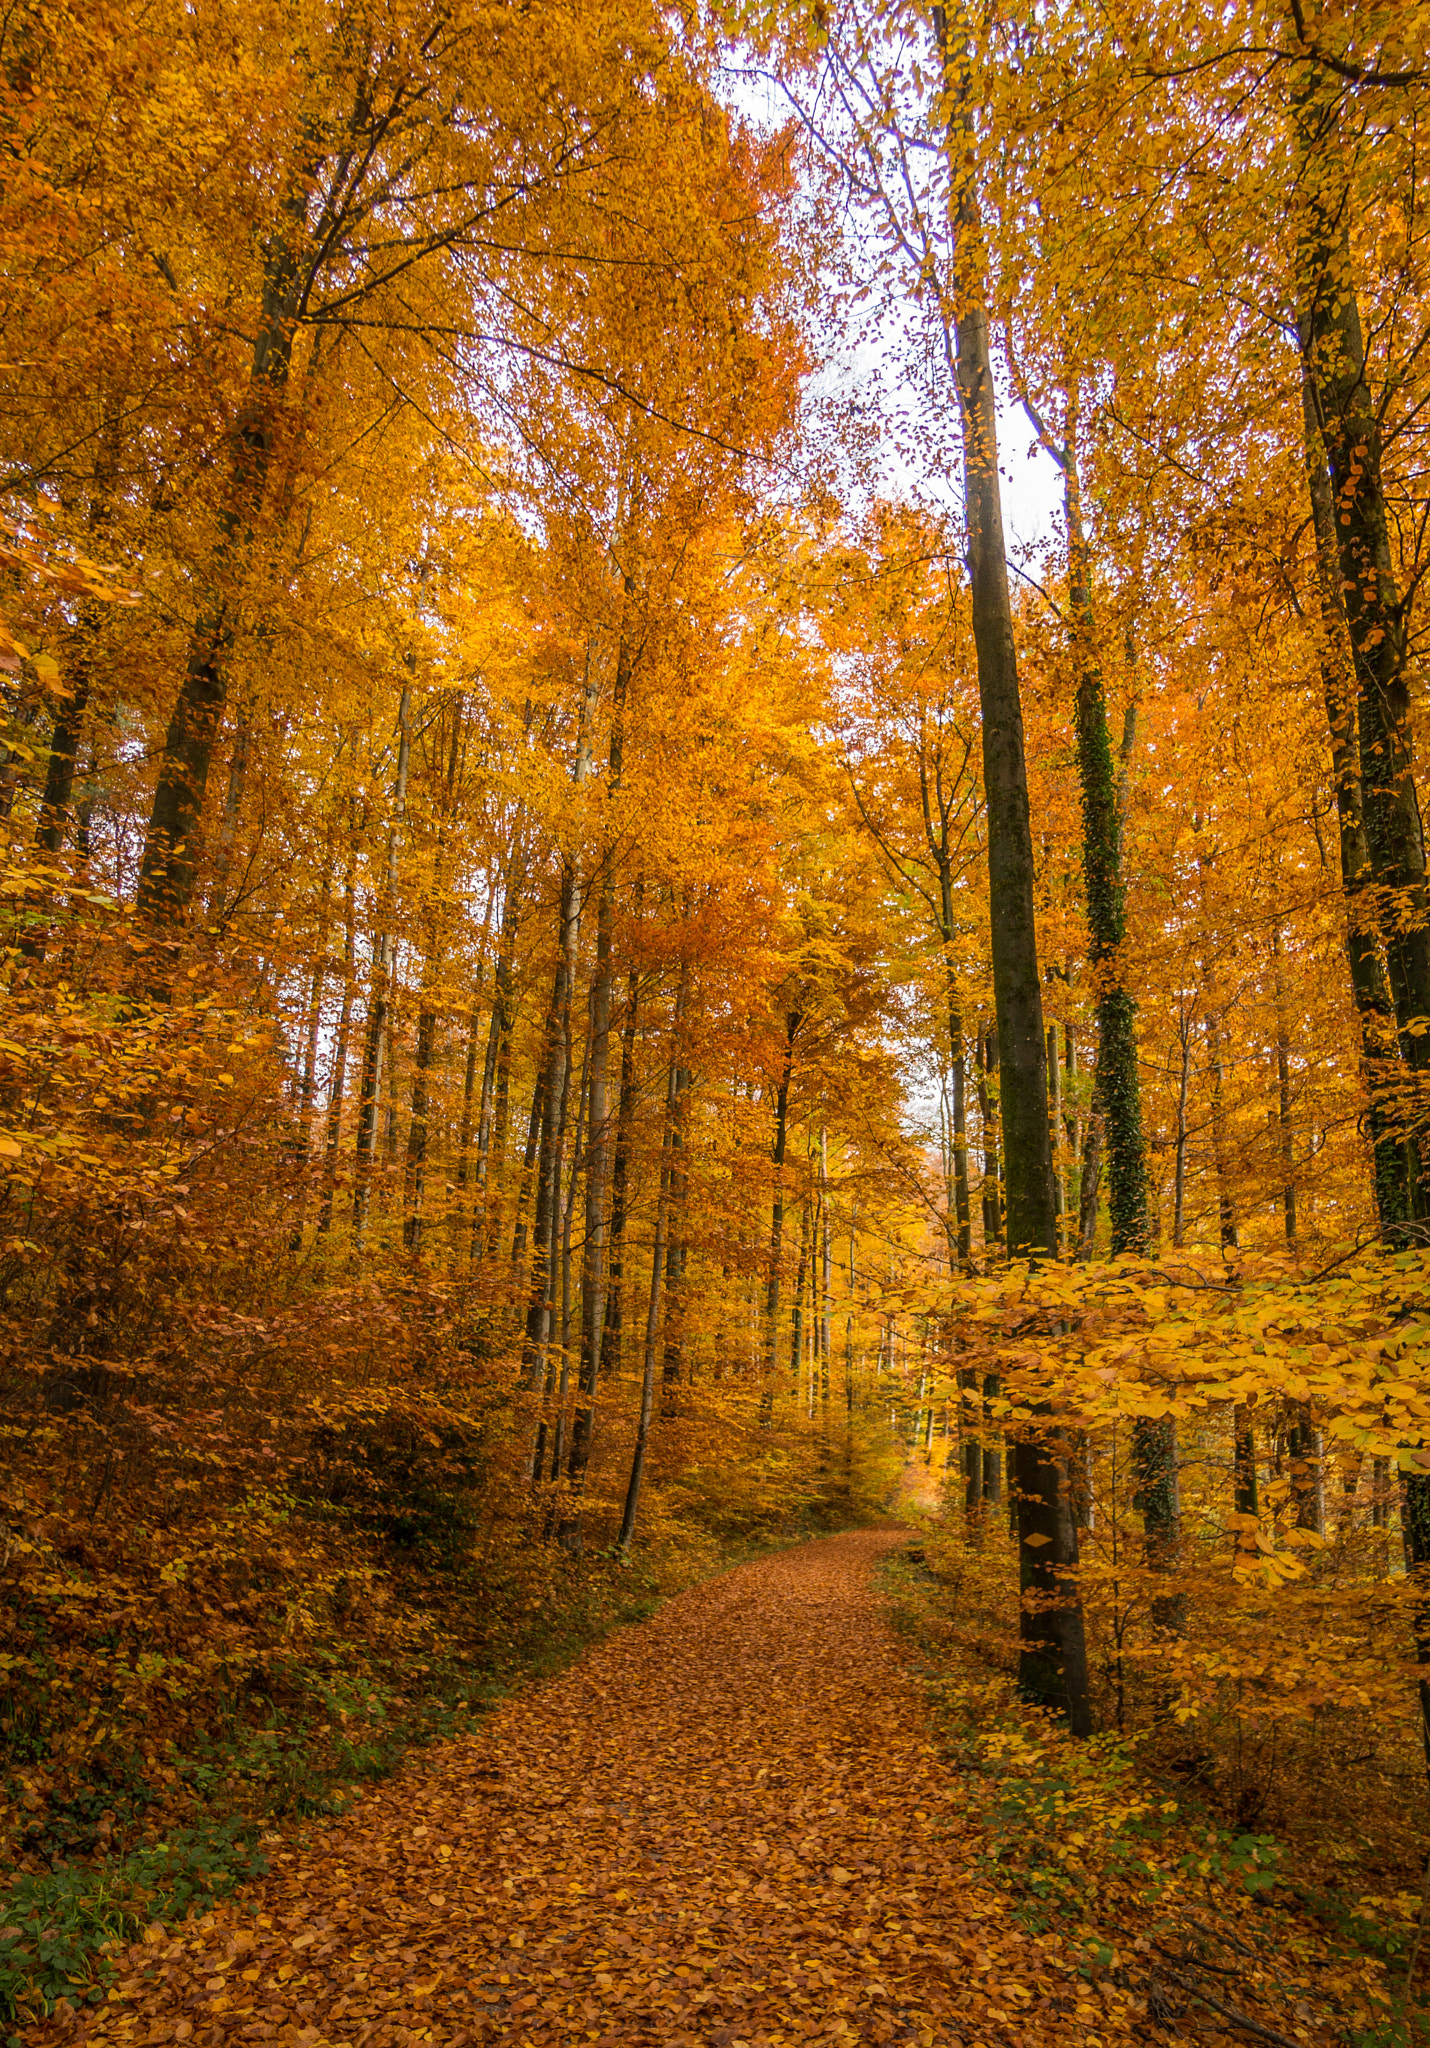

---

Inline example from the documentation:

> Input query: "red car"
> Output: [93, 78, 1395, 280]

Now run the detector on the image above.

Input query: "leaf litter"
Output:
[25, 1531, 1381, 2047]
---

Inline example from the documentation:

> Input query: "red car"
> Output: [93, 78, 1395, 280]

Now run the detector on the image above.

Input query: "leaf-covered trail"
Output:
[39, 1531, 1111, 2046]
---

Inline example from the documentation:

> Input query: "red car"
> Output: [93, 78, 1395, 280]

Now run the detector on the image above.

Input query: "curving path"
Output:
[37, 1530, 1099, 2046]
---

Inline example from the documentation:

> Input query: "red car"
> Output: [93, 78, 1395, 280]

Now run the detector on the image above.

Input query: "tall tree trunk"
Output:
[1301, 372, 1406, 1231]
[1050, 400, 1176, 1612]
[136, 201, 305, 937]
[562, 604, 633, 1545]
[936, 8, 1088, 1735]
[1296, 55, 1430, 1214]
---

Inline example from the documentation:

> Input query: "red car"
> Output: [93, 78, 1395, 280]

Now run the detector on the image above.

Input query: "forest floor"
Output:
[24, 1530, 1401, 2048]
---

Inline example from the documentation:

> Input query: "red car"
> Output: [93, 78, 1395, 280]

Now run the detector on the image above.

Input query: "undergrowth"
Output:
[881, 1535, 1418, 2046]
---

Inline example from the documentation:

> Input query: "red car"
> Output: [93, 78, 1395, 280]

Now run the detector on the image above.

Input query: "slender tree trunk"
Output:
[354, 682, 412, 1248]
[661, 1041, 692, 1409]
[480, 895, 521, 1260]
[618, 1056, 678, 1552]
[1172, 1018, 1192, 1249]
[819, 1126, 832, 1426]
[525, 872, 577, 1377]
[605, 966, 642, 1378]
[760, 1013, 799, 1423]
[790, 1191, 809, 1392]
[563, 596, 633, 1544]
[296, 856, 333, 1150]
[511, 1082, 545, 1281]
[1208, 1014, 1238, 1251]
[1271, 924, 1297, 1247]
[402, 980, 437, 1253]
[317, 852, 356, 1238]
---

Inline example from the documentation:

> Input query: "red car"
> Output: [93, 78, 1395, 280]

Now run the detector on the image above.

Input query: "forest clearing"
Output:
[4, 0, 1430, 2040]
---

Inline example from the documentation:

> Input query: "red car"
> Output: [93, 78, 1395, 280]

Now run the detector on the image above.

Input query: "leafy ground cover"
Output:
[0, 1516, 844, 2037]
[18, 1530, 1405, 2048]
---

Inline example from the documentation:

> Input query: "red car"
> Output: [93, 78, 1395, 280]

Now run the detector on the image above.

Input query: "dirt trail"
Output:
[37, 1530, 1100, 2047]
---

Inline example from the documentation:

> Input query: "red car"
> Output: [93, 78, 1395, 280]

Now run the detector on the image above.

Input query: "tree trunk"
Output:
[618, 1055, 678, 1552]
[938, 863, 973, 1265]
[354, 682, 412, 1248]
[1301, 371, 1406, 1232]
[562, 591, 634, 1545]
[402, 984, 437, 1253]
[1296, 57, 1430, 1219]
[760, 1012, 799, 1423]
[1061, 386, 1150, 1257]
[605, 966, 642, 1378]
[936, 6, 1087, 1734]
[1172, 1018, 1192, 1249]
[136, 205, 304, 937]
[317, 850, 357, 1237]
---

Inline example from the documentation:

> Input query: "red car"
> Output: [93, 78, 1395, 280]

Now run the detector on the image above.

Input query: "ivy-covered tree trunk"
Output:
[1060, 392, 1149, 1258]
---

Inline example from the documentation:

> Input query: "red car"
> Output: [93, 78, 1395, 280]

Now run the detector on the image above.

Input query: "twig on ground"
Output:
[1159, 1969, 1305, 2048]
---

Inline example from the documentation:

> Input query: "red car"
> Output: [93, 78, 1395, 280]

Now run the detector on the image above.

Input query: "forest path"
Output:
[39, 1530, 1100, 2048]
